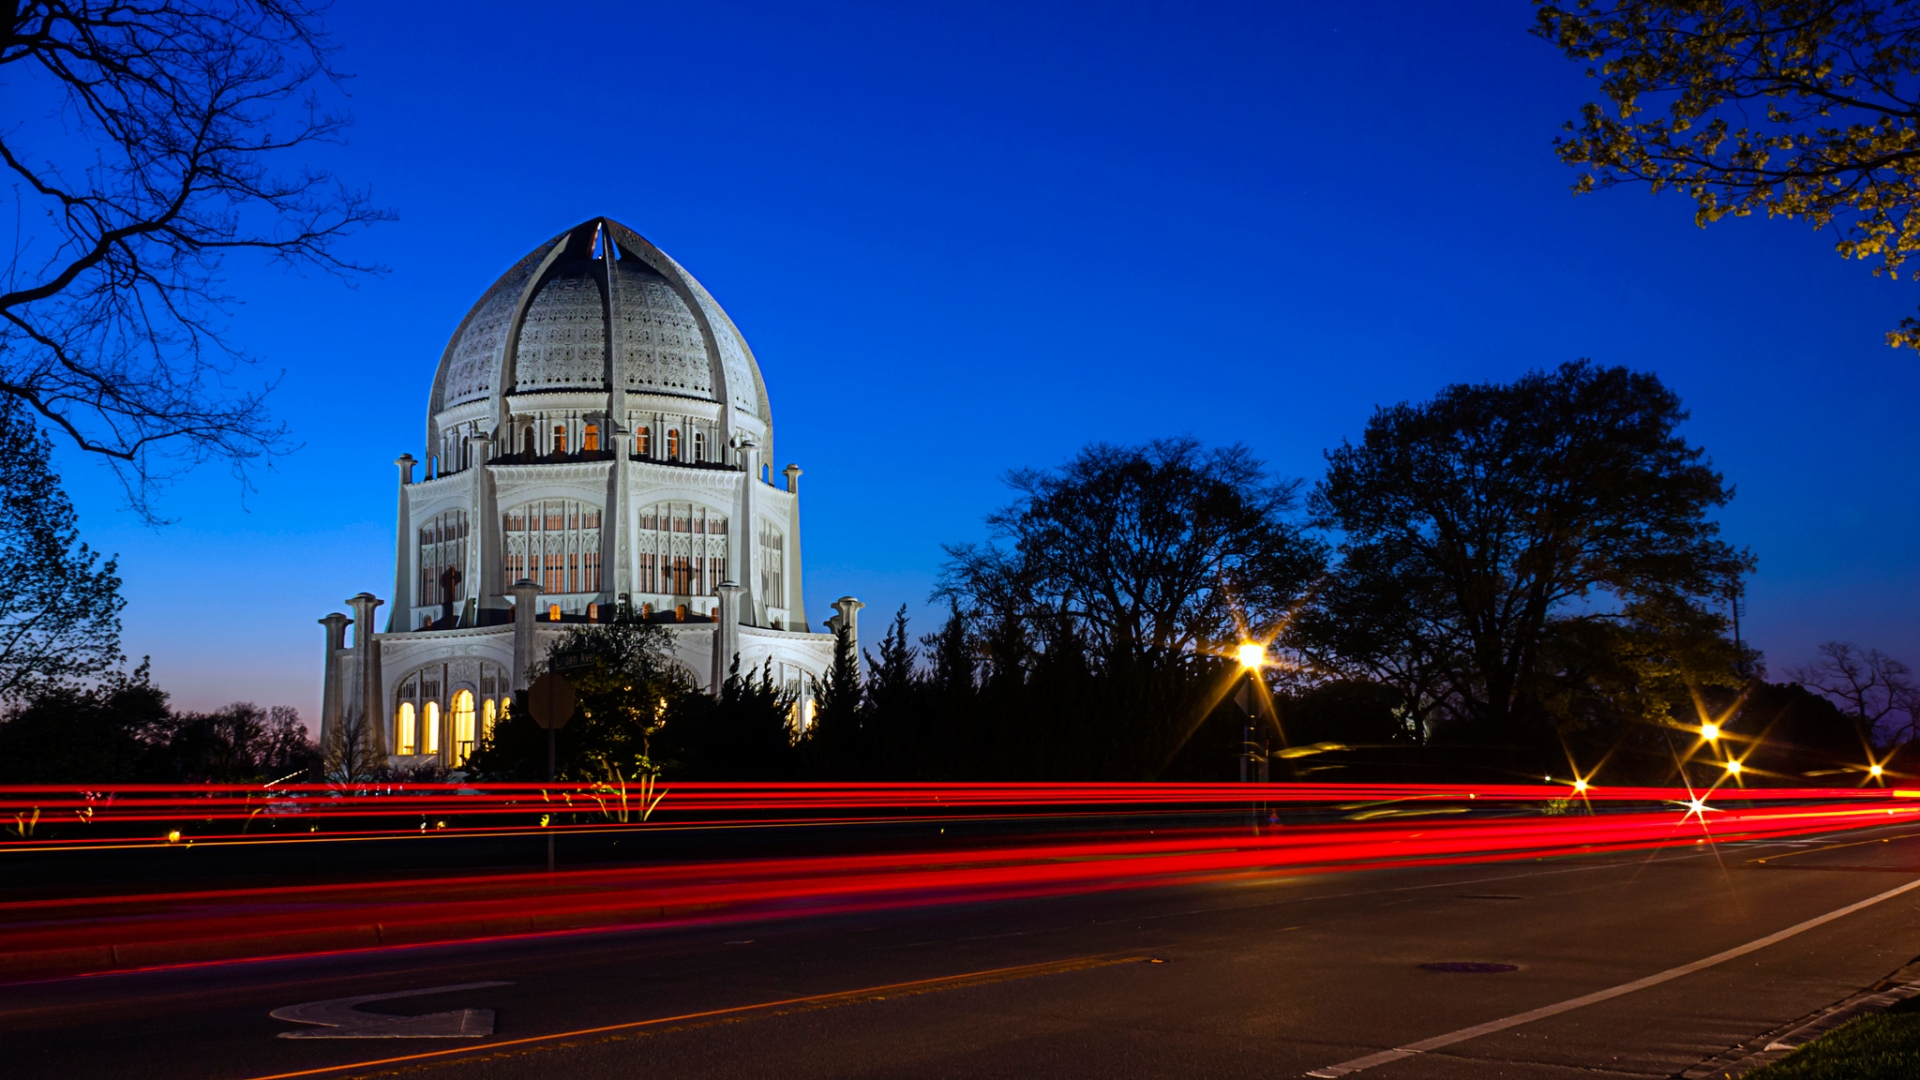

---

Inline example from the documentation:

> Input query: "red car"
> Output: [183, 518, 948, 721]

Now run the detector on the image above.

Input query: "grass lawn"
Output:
[1746, 996, 1920, 1080]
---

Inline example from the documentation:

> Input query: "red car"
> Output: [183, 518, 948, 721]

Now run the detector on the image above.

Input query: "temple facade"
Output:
[319, 218, 856, 770]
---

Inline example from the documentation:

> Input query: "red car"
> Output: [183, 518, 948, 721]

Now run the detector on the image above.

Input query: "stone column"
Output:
[468, 433, 497, 622]
[606, 428, 631, 604]
[827, 596, 865, 653]
[732, 437, 759, 625]
[318, 612, 352, 762]
[711, 580, 745, 693]
[782, 464, 805, 629]
[509, 579, 541, 691]
[389, 456, 414, 631]
[346, 592, 386, 758]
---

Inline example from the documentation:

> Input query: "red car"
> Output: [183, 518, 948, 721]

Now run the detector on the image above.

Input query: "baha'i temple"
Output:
[318, 218, 860, 770]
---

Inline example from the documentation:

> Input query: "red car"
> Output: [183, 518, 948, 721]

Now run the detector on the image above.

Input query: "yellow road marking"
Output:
[237, 953, 1145, 1080]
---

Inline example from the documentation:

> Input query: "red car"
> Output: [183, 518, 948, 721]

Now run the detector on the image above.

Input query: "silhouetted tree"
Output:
[662, 657, 798, 780]
[804, 621, 864, 777]
[1301, 361, 1753, 752]
[465, 616, 691, 782]
[0, 663, 166, 781]
[1, 0, 390, 514]
[146, 701, 318, 782]
[939, 438, 1323, 777]
[0, 397, 123, 703]
[1791, 642, 1919, 745]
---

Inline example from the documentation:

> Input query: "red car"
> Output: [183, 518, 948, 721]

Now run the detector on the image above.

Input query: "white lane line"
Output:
[1305, 876, 1920, 1077]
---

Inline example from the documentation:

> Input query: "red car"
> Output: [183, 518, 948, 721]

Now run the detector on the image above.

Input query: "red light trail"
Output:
[1, 782, 1915, 981]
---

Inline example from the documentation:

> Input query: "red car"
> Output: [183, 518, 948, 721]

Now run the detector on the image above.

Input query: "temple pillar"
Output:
[732, 437, 759, 625]
[827, 596, 865, 653]
[389, 456, 414, 631]
[783, 463, 805, 629]
[318, 612, 351, 763]
[510, 579, 541, 691]
[346, 592, 386, 757]
[606, 429, 631, 605]
[469, 433, 497, 620]
[712, 580, 744, 692]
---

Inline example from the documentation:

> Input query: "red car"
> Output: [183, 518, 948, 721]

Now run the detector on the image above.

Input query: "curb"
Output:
[1679, 957, 1920, 1079]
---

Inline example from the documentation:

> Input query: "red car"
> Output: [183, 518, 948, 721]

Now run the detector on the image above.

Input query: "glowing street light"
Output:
[1871, 764, 1885, 778]
[1233, 641, 1268, 786]
[1701, 722, 1721, 742]
[1724, 758, 1742, 776]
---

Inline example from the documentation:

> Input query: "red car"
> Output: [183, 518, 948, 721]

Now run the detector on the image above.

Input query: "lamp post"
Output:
[1235, 643, 1266, 784]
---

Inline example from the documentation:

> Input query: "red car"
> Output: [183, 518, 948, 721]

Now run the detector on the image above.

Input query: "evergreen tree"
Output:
[863, 606, 925, 778]
[806, 621, 864, 777]
[661, 657, 798, 779]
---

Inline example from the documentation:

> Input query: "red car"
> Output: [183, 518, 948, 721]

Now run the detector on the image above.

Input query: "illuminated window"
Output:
[548, 603, 562, 621]
[552, 424, 567, 455]
[583, 424, 599, 451]
[667, 429, 680, 460]
[637, 426, 650, 457]
[422, 700, 440, 755]
[502, 499, 602, 594]
[451, 691, 476, 766]
[417, 510, 469, 610]
[395, 702, 417, 755]
[482, 697, 497, 741]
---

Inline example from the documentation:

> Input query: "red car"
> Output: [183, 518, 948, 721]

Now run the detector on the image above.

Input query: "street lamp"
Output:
[1235, 643, 1267, 783]
[1700, 722, 1721, 742]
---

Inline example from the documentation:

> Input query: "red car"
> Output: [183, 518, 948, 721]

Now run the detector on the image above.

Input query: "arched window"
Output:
[451, 691, 476, 765]
[667, 429, 680, 460]
[423, 701, 441, 754]
[502, 499, 604, 595]
[482, 698, 497, 742]
[395, 702, 417, 755]
[583, 424, 600, 452]
[552, 424, 567, 455]
[523, 425, 534, 455]
[693, 430, 706, 463]
[636, 425, 650, 457]
[417, 510, 469, 611]
[636, 502, 726, 599]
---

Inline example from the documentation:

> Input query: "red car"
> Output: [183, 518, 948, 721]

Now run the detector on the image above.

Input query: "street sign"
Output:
[528, 672, 577, 730]
[550, 648, 597, 674]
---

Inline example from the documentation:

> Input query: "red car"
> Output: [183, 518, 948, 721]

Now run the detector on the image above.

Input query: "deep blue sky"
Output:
[48, 0, 1920, 719]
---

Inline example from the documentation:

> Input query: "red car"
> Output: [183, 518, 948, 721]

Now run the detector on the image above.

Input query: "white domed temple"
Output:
[318, 219, 858, 769]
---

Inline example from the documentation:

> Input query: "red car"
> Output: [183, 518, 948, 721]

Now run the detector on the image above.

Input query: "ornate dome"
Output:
[429, 218, 770, 431]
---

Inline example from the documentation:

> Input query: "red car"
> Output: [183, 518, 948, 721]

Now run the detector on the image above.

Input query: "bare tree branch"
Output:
[0, 0, 392, 519]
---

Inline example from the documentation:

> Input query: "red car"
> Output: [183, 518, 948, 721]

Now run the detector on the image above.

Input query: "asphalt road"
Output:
[7, 822, 1920, 1080]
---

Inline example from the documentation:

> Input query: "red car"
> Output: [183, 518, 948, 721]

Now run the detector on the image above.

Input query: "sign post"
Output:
[527, 672, 577, 872]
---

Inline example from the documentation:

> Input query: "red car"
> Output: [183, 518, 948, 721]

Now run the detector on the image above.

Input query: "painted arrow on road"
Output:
[271, 981, 512, 1038]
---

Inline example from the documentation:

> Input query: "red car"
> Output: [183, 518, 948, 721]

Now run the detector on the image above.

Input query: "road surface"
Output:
[5, 822, 1920, 1080]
